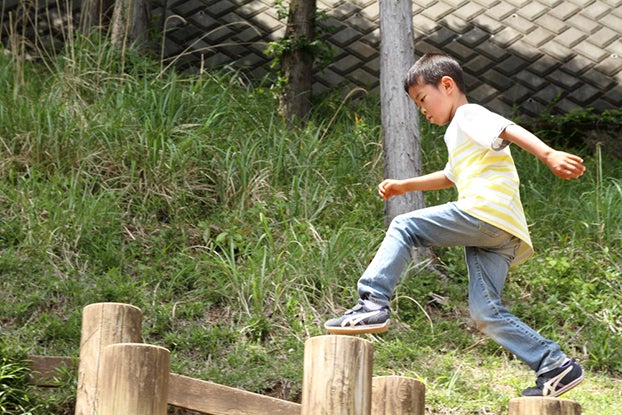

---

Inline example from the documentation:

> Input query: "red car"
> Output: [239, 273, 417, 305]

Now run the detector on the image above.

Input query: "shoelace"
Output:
[345, 303, 364, 314]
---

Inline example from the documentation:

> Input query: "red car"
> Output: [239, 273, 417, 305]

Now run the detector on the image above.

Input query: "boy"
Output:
[325, 52, 586, 397]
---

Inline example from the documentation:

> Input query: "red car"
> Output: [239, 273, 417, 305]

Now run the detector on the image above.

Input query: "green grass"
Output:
[0, 35, 621, 414]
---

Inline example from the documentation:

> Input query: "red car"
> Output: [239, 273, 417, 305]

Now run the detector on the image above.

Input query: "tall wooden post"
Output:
[379, 0, 422, 223]
[79, 0, 115, 33]
[372, 376, 425, 415]
[278, 0, 316, 125]
[98, 343, 170, 415]
[110, 0, 151, 50]
[301, 335, 374, 415]
[508, 397, 581, 415]
[75, 303, 143, 415]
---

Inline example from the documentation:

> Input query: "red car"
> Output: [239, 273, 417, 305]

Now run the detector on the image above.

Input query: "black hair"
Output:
[403, 52, 466, 94]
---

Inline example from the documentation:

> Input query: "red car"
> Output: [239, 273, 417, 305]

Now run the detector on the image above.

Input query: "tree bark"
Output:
[279, 0, 315, 126]
[110, 0, 151, 51]
[79, 0, 115, 34]
[379, 0, 423, 223]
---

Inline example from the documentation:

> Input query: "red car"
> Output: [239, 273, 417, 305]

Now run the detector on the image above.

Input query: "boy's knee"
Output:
[468, 304, 495, 332]
[386, 214, 408, 237]
[389, 213, 408, 227]
[388, 212, 421, 233]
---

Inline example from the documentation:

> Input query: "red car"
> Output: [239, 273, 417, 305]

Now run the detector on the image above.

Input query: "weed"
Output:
[0, 25, 620, 415]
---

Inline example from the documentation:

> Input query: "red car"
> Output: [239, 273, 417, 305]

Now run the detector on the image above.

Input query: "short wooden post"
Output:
[509, 397, 581, 415]
[301, 335, 374, 415]
[372, 376, 425, 415]
[75, 303, 143, 415]
[97, 343, 170, 415]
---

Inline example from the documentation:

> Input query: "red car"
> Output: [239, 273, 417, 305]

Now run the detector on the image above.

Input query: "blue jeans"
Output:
[357, 202, 566, 375]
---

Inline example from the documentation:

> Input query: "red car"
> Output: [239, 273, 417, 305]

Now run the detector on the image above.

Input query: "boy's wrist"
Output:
[538, 147, 555, 164]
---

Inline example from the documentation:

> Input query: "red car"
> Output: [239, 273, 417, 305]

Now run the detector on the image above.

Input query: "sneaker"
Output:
[324, 299, 390, 334]
[521, 358, 585, 397]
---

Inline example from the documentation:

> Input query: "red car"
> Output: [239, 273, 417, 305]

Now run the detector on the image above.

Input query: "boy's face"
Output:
[407, 76, 457, 126]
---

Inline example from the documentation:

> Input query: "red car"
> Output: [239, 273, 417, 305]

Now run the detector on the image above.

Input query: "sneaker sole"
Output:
[549, 373, 585, 398]
[324, 320, 390, 335]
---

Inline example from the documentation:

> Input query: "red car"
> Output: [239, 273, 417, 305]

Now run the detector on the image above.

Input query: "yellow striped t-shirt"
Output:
[443, 104, 533, 266]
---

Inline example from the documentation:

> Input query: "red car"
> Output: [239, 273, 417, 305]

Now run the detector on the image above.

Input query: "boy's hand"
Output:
[378, 179, 405, 201]
[500, 125, 586, 180]
[543, 150, 586, 180]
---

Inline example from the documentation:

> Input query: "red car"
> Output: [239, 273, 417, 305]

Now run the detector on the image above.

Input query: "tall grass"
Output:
[0, 25, 621, 414]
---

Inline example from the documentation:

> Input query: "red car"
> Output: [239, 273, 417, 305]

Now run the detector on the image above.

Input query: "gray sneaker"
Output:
[324, 299, 390, 334]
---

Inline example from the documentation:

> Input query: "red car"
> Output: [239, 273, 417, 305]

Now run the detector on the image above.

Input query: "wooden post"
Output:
[301, 335, 374, 415]
[98, 343, 170, 415]
[110, 0, 151, 50]
[75, 303, 143, 415]
[372, 376, 425, 415]
[79, 0, 115, 33]
[379, 0, 423, 224]
[509, 397, 582, 415]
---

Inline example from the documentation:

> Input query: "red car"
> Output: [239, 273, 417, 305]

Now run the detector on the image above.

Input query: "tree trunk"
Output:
[110, 0, 151, 51]
[79, 0, 115, 34]
[279, 0, 315, 126]
[379, 0, 423, 223]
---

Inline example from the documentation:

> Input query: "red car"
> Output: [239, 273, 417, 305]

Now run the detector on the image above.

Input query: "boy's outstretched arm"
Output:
[500, 124, 586, 180]
[378, 170, 453, 201]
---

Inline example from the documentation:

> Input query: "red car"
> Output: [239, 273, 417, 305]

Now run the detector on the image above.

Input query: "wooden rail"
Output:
[168, 373, 301, 415]
[30, 355, 583, 415]
[26, 303, 581, 415]
[29, 355, 302, 415]
[29, 355, 76, 387]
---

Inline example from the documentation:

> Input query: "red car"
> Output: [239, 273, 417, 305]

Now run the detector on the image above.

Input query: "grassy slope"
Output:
[0, 40, 621, 414]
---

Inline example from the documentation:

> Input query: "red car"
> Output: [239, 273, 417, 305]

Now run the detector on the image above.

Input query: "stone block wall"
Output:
[157, 0, 622, 118]
[2, 0, 621, 118]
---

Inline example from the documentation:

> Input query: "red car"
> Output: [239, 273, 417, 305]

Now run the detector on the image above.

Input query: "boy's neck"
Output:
[449, 94, 469, 121]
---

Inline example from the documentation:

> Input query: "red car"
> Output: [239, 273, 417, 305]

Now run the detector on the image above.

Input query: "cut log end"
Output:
[508, 397, 581, 415]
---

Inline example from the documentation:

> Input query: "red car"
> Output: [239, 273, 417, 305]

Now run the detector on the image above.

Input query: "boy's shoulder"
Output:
[457, 103, 498, 116]
[454, 103, 511, 125]
[448, 104, 513, 149]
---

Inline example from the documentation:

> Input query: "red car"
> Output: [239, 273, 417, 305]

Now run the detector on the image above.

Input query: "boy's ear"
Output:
[440, 76, 455, 93]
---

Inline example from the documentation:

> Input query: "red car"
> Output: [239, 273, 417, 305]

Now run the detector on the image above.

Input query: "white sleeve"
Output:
[443, 162, 455, 183]
[457, 105, 514, 151]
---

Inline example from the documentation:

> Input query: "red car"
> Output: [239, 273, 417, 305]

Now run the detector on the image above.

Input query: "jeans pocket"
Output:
[477, 219, 504, 238]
